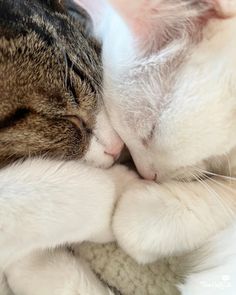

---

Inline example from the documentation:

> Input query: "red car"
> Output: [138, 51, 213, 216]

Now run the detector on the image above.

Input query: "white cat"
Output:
[77, 0, 236, 293]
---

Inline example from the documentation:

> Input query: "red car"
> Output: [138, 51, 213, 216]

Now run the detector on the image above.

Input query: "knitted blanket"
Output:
[77, 242, 191, 295]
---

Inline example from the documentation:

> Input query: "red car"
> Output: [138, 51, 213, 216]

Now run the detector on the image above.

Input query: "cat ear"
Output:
[107, 0, 195, 52]
[108, 0, 236, 46]
[75, 0, 189, 49]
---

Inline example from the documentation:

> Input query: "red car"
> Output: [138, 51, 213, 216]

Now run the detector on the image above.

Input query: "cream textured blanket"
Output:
[78, 242, 190, 295]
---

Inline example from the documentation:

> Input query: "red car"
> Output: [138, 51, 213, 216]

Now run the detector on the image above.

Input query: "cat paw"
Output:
[6, 250, 110, 295]
[113, 180, 185, 264]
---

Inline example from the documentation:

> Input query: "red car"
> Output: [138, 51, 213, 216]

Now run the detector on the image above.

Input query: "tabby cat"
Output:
[0, 1, 136, 294]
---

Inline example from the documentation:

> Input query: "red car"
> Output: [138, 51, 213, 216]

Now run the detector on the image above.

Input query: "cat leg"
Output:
[0, 158, 137, 268]
[5, 248, 113, 295]
[0, 159, 137, 295]
[113, 178, 236, 263]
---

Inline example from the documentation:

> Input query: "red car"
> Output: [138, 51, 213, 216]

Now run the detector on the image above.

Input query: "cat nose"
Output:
[104, 141, 124, 159]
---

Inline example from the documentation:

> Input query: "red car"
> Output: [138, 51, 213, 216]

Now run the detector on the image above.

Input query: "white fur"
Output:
[180, 225, 236, 295]
[77, 0, 236, 294]
[113, 174, 236, 262]
[0, 158, 137, 294]
[5, 249, 113, 295]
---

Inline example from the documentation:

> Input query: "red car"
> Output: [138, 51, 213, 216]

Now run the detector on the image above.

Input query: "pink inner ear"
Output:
[109, 0, 147, 18]
[108, 0, 159, 37]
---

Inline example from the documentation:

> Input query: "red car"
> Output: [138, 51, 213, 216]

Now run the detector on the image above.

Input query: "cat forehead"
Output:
[0, 0, 102, 91]
[105, 39, 188, 116]
[0, 0, 104, 166]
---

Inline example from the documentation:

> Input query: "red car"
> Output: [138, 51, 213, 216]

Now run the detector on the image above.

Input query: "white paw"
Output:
[112, 181, 159, 263]
[89, 165, 139, 244]
[113, 180, 187, 264]
[6, 250, 111, 295]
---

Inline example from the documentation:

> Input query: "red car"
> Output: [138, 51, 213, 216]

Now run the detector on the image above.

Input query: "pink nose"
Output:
[104, 141, 124, 159]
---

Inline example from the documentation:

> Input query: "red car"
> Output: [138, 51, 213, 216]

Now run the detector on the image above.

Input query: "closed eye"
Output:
[141, 123, 156, 147]
[65, 115, 93, 135]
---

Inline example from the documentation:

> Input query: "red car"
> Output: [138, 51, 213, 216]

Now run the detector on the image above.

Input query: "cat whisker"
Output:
[195, 167, 236, 181]
[190, 172, 235, 221]
[202, 175, 236, 219]
[203, 173, 236, 194]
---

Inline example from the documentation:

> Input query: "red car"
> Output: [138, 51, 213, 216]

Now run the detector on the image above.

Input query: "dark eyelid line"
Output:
[149, 123, 156, 140]
[141, 123, 156, 147]
[64, 115, 93, 134]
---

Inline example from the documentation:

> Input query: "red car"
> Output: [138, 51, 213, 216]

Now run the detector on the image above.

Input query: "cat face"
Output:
[78, 0, 236, 181]
[0, 0, 123, 168]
